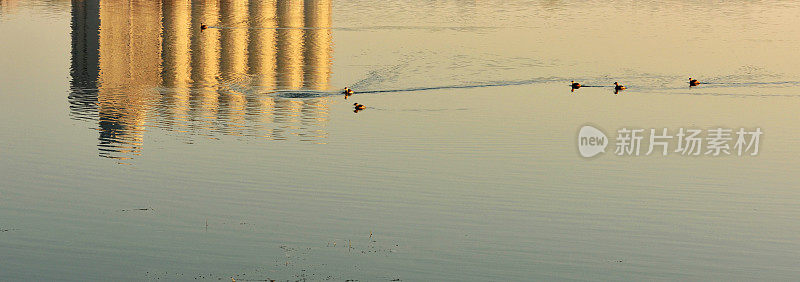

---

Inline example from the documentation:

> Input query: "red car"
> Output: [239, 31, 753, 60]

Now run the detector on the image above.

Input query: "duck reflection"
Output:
[69, 0, 333, 162]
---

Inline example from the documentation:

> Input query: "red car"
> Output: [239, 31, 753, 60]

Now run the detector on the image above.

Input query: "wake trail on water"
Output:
[356, 78, 562, 94]
[261, 76, 565, 98]
[695, 81, 800, 87]
[216, 55, 800, 99]
[258, 79, 800, 99]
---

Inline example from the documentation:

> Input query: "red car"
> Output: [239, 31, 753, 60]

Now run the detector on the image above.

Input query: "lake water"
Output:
[1, 0, 800, 280]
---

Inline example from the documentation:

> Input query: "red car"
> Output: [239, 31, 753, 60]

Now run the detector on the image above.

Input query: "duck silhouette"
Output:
[614, 82, 626, 94]
[343, 87, 354, 99]
[570, 81, 582, 92]
[353, 103, 366, 112]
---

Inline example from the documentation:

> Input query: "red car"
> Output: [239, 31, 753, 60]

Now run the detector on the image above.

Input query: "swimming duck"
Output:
[614, 82, 626, 94]
[353, 103, 366, 110]
[343, 87, 354, 98]
[200, 24, 208, 30]
[689, 77, 700, 87]
[570, 81, 582, 92]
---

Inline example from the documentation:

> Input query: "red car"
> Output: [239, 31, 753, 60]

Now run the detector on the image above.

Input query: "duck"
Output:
[342, 87, 354, 98]
[570, 81, 581, 92]
[200, 24, 208, 30]
[689, 77, 700, 87]
[353, 103, 366, 111]
[614, 82, 626, 94]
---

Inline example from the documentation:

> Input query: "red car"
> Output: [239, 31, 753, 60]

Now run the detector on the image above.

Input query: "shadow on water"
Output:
[68, 0, 333, 163]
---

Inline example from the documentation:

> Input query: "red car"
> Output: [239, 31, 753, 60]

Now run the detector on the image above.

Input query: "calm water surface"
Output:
[1, 0, 800, 280]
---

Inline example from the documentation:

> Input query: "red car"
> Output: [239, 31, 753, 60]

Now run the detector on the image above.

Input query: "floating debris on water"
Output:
[145, 236, 401, 281]
[119, 207, 154, 212]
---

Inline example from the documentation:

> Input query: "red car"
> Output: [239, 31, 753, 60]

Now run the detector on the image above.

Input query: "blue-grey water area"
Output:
[1, 0, 800, 280]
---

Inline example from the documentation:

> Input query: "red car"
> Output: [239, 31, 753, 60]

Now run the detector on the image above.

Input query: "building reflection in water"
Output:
[68, 0, 332, 162]
[0, 0, 19, 15]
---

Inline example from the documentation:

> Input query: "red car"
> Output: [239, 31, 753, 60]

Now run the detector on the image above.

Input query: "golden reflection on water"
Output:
[68, 0, 333, 162]
[0, 0, 19, 15]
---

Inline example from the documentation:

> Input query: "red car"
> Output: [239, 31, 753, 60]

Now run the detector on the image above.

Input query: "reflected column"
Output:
[219, 0, 248, 134]
[95, 0, 163, 161]
[69, 0, 100, 120]
[161, 0, 192, 127]
[276, 0, 304, 89]
[302, 0, 331, 90]
[190, 0, 220, 126]
[274, 0, 304, 128]
[247, 0, 278, 134]
[130, 0, 163, 84]
[300, 0, 331, 139]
